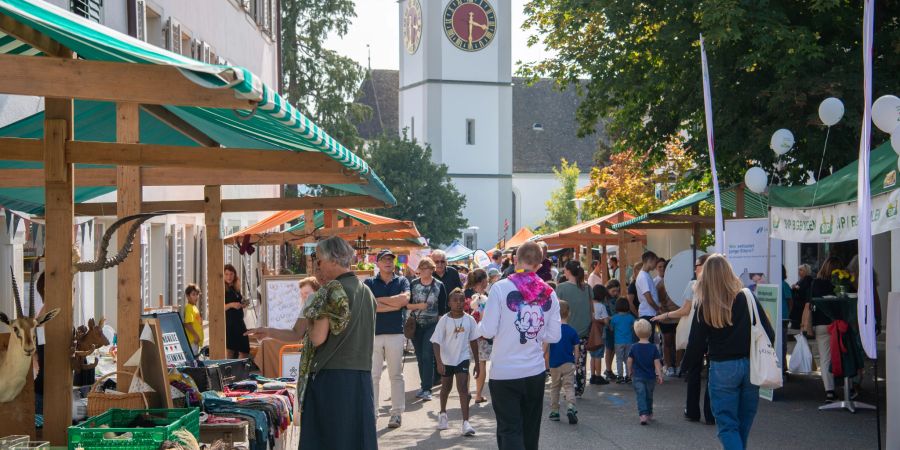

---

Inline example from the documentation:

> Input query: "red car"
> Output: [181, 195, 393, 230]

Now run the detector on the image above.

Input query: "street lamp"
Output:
[572, 197, 586, 223]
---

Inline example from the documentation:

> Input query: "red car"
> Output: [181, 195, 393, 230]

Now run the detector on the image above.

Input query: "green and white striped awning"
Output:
[610, 186, 768, 230]
[0, 0, 396, 212]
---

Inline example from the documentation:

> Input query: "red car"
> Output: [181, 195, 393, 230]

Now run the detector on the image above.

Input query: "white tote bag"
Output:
[744, 288, 783, 389]
[788, 333, 813, 373]
[675, 304, 695, 350]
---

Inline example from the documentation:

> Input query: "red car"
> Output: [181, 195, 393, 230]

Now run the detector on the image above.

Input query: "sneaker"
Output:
[548, 410, 560, 421]
[825, 391, 836, 403]
[388, 415, 401, 428]
[437, 412, 449, 430]
[640, 414, 649, 425]
[595, 375, 610, 385]
[850, 388, 860, 400]
[589, 375, 600, 385]
[462, 420, 476, 436]
[665, 367, 676, 377]
[422, 390, 433, 401]
[604, 370, 615, 380]
[625, 376, 632, 384]
[567, 407, 578, 425]
[415, 389, 425, 399]
[616, 376, 625, 384]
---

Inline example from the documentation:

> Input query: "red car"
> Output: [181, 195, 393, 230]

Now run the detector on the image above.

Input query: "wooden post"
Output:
[304, 209, 316, 272]
[692, 205, 702, 256]
[116, 103, 142, 390]
[43, 98, 74, 445]
[736, 184, 746, 219]
[617, 212, 628, 287]
[205, 185, 225, 359]
[600, 224, 609, 284]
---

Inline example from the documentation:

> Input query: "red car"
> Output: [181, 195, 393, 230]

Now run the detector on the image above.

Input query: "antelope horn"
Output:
[9, 266, 23, 318]
[29, 256, 40, 318]
[74, 211, 178, 273]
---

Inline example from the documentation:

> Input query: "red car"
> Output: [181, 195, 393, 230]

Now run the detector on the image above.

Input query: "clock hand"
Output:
[468, 12, 474, 46]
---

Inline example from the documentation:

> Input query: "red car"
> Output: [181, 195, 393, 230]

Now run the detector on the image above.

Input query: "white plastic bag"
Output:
[744, 288, 783, 389]
[788, 333, 813, 373]
[675, 305, 695, 350]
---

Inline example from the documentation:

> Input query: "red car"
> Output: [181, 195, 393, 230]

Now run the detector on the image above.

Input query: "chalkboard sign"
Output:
[262, 275, 306, 330]
[141, 311, 196, 367]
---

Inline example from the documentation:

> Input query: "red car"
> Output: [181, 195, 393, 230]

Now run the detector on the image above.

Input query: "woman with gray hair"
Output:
[789, 264, 814, 331]
[299, 236, 377, 449]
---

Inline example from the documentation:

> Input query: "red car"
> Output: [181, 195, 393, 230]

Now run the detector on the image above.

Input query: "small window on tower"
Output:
[466, 119, 475, 145]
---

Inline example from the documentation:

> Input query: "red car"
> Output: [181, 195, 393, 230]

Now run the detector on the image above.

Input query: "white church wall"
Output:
[512, 173, 590, 230]
[439, 84, 511, 175]
[451, 177, 511, 250]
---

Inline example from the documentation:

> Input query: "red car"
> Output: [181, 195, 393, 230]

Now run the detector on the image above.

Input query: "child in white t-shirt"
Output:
[431, 288, 480, 436]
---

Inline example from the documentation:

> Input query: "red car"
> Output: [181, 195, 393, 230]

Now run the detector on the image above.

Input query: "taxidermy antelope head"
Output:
[72, 317, 109, 371]
[0, 266, 60, 403]
[72, 211, 173, 274]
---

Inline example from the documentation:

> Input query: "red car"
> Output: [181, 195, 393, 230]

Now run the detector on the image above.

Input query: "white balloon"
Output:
[770, 129, 794, 155]
[892, 124, 900, 156]
[872, 95, 900, 133]
[818, 97, 844, 126]
[744, 167, 768, 194]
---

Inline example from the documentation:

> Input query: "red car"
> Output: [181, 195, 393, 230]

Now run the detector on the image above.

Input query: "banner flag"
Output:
[700, 34, 724, 253]
[857, 0, 876, 359]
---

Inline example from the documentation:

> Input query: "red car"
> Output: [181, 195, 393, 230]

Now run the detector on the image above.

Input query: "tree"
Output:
[537, 159, 580, 234]
[281, 0, 370, 151]
[520, 1, 900, 184]
[363, 133, 468, 246]
[579, 139, 710, 219]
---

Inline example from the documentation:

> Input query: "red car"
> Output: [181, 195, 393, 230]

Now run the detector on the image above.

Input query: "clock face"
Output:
[404, 0, 423, 55]
[443, 0, 497, 52]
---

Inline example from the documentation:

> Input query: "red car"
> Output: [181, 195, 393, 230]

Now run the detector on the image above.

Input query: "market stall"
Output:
[0, 0, 396, 444]
[535, 211, 646, 285]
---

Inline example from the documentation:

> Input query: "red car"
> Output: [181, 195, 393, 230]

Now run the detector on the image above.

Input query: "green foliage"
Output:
[537, 159, 580, 234]
[520, 1, 900, 184]
[363, 133, 468, 246]
[281, 0, 370, 151]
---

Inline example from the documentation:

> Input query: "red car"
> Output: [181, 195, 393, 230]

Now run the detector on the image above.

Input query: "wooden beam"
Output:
[0, 167, 365, 187]
[303, 209, 316, 272]
[65, 141, 355, 175]
[600, 223, 609, 284]
[0, 13, 66, 56]
[646, 214, 714, 224]
[42, 101, 74, 445]
[0, 53, 255, 109]
[205, 186, 226, 359]
[366, 239, 425, 249]
[617, 211, 628, 288]
[140, 104, 220, 147]
[116, 103, 142, 390]
[0, 137, 42, 161]
[74, 195, 387, 216]
[625, 223, 715, 230]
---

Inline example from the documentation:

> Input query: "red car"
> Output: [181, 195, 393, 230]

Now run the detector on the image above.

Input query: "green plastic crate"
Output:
[67, 408, 200, 450]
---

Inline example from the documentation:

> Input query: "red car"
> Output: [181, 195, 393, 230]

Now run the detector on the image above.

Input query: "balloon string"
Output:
[812, 126, 831, 206]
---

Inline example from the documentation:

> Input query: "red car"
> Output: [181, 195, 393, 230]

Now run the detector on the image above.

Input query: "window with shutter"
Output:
[71, 0, 102, 23]
[135, 0, 147, 41]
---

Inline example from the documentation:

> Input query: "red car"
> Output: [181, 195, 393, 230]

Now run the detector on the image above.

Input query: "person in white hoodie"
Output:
[479, 241, 561, 450]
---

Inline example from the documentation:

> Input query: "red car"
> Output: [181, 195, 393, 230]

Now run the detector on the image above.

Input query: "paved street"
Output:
[373, 346, 887, 449]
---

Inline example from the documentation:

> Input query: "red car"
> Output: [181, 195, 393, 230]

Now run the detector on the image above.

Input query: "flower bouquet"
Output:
[831, 269, 854, 296]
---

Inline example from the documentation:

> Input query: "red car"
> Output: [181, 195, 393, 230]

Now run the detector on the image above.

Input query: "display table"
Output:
[811, 295, 875, 413]
[252, 338, 295, 378]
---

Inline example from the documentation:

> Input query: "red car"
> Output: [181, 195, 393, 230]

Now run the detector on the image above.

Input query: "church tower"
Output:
[398, 0, 513, 249]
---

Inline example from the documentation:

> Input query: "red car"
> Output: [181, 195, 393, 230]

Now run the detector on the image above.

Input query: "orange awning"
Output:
[504, 227, 535, 250]
[537, 211, 646, 248]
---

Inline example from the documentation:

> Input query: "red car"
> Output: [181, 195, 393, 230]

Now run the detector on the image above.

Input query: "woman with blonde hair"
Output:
[683, 254, 774, 450]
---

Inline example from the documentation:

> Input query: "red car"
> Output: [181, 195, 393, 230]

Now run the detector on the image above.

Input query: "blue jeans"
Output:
[412, 322, 437, 392]
[708, 358, 759, 450]
[632, 377, 655, 416]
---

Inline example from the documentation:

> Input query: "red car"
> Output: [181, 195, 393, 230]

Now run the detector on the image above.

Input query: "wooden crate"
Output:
[200, 422, 249, 450]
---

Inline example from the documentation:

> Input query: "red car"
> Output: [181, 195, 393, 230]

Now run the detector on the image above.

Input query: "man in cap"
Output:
[364, 249, 411, 429]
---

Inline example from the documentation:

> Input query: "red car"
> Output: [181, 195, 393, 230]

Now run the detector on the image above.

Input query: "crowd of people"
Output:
[220, 238, 788, 450]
